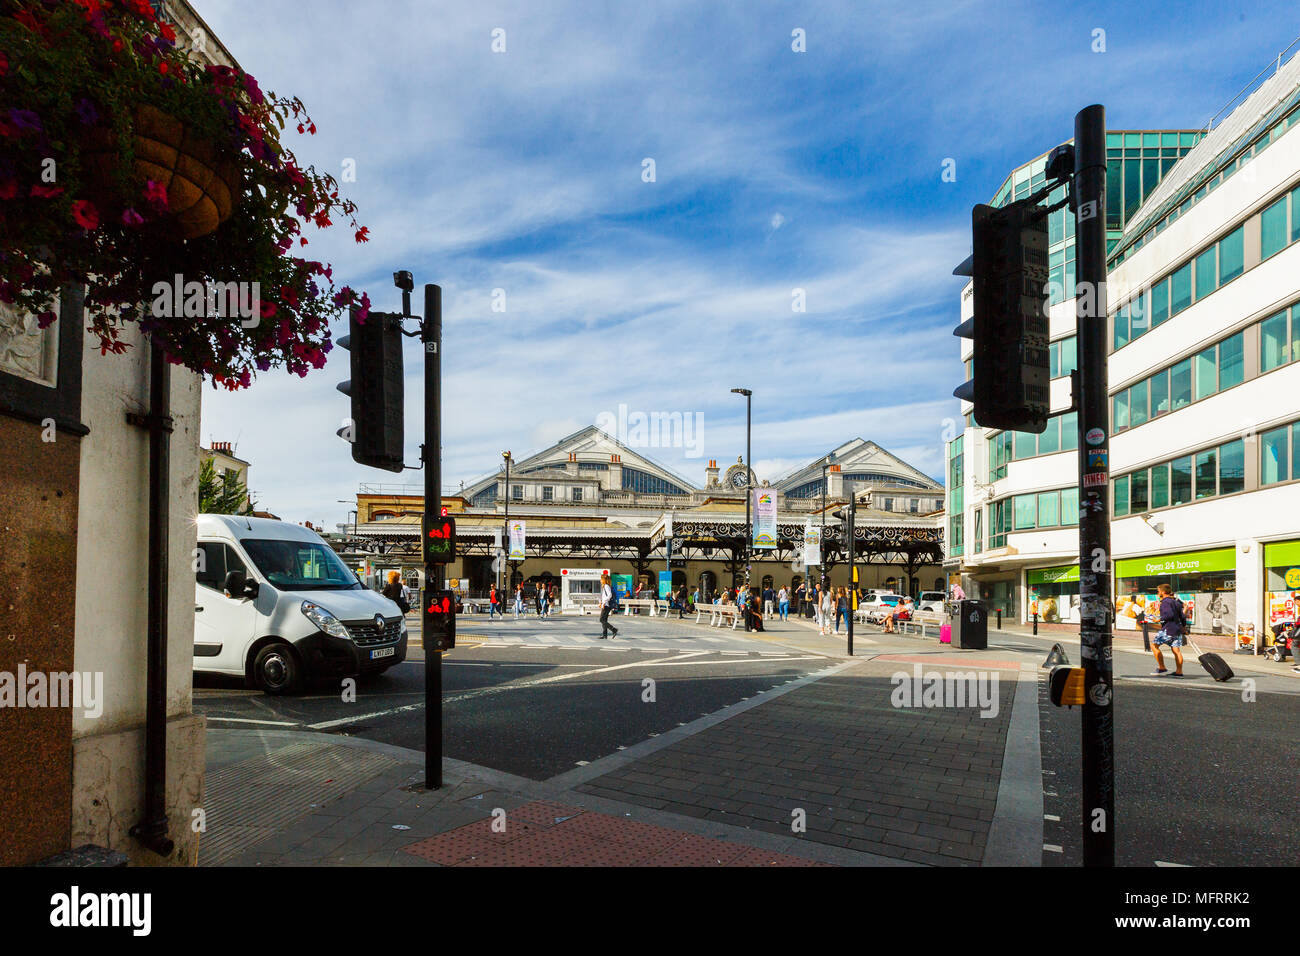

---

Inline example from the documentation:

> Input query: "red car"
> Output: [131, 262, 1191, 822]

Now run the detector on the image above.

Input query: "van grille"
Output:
[346, 617, 403, 647]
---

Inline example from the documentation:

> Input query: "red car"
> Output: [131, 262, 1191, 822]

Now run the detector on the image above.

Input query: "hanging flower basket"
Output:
[0, 0, 372, 388]
[81, 104, 238, 241]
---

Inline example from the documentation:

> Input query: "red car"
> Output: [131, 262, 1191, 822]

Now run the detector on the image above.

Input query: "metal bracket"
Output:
[1069, 368, 1081, 414]
[126, 411, 174, 433]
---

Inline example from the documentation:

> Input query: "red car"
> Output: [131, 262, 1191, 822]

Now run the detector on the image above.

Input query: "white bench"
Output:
[899, 611, 944, 637]
[693, 604, 742, 629]
[620, 598, 662, 617]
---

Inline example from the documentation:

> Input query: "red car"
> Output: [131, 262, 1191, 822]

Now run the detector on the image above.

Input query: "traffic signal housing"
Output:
[953, 197, 1051, 434]
[337, 306, 405, 472]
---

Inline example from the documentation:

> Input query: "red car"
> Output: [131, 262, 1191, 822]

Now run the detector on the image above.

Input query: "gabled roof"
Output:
[772, 439, 941, 492]
[461, 425, 699, 499]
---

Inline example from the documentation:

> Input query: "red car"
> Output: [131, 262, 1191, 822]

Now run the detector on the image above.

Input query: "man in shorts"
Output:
[1151, 583, 1186, 677]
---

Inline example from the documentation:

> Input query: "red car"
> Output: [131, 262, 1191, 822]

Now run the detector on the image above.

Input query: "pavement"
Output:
[199, 608, 1055, 866]
[196, 607, 1296, 867]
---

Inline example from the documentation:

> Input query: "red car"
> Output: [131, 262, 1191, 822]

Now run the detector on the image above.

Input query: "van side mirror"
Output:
[224, 570, 259, 599]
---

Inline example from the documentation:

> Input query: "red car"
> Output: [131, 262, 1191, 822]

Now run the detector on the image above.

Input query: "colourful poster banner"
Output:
[803, 524, 821, 567]
[508, 520, 526, 560]
[753, 489, 777, 549]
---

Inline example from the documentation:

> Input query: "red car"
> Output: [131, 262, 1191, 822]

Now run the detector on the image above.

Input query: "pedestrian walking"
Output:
[820, 587, 834, 636]
[538, 584, 549, 619]
[513, 583, 525, 619]
[382, 570, 411, 614]
[778, 585, 789, 622]
[676, 584, 687, 619]
[762, 584, 775, 619]
[599, 572, 620, 639]
[488, 584, 503, 619]
[836, 587, 849, 634]
[1151, 583, 1187, 677]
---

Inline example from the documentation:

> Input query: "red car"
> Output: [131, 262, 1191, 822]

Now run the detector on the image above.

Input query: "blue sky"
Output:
[194, 0, 1298, 526]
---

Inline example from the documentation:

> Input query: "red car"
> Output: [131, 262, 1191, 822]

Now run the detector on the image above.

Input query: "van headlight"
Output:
[301, 601, 351, 640]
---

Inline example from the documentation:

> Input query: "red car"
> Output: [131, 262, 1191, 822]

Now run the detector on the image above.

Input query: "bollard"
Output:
[996, 608, 1002, 630]
[1032, 612, 1038, 636]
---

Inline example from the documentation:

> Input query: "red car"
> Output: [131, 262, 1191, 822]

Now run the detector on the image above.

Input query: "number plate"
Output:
[370, 647, 396, 660]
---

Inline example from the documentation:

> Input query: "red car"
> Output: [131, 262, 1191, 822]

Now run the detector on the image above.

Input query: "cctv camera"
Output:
[393, 270, 414, 292]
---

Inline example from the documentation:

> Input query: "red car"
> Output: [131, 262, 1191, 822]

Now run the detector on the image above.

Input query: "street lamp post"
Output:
[501, 451, 512, 594]
[820, 451, 837, 590]
[730, 388, 752, 609]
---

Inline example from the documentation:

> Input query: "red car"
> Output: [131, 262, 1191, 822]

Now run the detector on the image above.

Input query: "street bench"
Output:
[694, 603, 742, 629]
[620, 598, 662, 616]
[899, 611, 944, 637]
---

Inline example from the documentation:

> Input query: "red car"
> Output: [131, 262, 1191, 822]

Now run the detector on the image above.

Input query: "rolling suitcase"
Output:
[1186, 637, 1233, 682]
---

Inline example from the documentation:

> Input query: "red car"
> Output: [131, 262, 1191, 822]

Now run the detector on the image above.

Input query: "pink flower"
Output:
[121, 208, 144, 227]
[143, 179, 168, 210]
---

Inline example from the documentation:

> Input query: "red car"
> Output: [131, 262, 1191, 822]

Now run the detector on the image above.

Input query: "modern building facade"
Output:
[948, 47, 1300, 651]
[347, 426, 946, 603]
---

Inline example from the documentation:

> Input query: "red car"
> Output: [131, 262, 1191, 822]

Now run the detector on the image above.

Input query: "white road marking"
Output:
[1043, 844, 1063, 853]
[205, 716, 298, 726]
[1044, 814, 1061, 822]
[1155, 860, 1191, 867]
[308, 700, 426, 730]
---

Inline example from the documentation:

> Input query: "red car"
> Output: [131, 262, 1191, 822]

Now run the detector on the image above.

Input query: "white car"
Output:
[194, 515, 407, 694]
[917, 591, 947, 613]
[858, 592, 905, 623]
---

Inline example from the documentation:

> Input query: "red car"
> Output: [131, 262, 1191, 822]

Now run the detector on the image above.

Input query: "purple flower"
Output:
[255, 356, 271, 371]
[8, 109, 41, 132]
[75, 99, 99, 126]
[121, 208, 144, 227]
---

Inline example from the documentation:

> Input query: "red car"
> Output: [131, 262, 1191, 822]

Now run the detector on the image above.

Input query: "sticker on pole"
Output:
[1083, 472, 1107, 487]
[1085, 428, 1105, 446]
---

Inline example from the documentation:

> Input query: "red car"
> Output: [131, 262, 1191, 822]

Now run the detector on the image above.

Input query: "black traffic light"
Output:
[423, 589, 457, 650]
[424, 514, 456, 563]
[336, 305, 405, 472]
[953, 196, 1050, 434]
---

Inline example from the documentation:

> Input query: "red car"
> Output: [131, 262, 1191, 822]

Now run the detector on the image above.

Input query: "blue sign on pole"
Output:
[658, 571, 672, 598]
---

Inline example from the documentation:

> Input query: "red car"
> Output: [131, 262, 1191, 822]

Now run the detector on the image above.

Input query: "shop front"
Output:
[1114, 547, 1236, 636]
[1264, 539, 1300, 650]
[1026, 564, 1080, 624]
[975, 574, 1018, 621]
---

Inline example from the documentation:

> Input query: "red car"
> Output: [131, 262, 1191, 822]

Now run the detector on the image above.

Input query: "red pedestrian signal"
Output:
[424, 515, 456, 563]
[423, 588, 456, 651]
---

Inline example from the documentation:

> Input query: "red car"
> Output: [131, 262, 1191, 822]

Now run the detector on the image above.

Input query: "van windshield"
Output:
[241, 539, 362, 592]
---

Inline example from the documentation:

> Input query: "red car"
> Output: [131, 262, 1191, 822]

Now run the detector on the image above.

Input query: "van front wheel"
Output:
[253, 643, 300, 695]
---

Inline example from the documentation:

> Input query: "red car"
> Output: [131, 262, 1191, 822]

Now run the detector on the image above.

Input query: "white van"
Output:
[194, 515, 407, 694]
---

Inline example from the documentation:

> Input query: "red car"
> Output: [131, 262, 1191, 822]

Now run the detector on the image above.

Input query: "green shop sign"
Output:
[1027, 565, 1079, 586]
[1114, 547, 1236, 579]
[1263, 539, 1300, 568]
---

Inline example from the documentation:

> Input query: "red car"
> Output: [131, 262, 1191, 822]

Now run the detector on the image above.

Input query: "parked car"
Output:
[917, 591, 947, 613]
[194, 515, 407, 694]
[859, 592, 905, 623]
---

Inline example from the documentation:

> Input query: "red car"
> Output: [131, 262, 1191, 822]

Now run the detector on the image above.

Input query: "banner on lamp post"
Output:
[803, 524, 821, 567]
[753, 490, 777, 549]
[508, 520, 526, 560]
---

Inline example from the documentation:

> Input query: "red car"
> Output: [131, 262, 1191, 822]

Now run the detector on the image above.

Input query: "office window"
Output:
[1037, 491, 1059, 528]
[1150, 462, 1170, 508]
[1194, 346, 1217, 400]
[1114, 304, 1130, 350]
[1195, 449, 1217, 499]
[1060, 411, 1078, 450]
[571, 487, 583, 502]
[1171, 455, 1193, 505]
[542, 486, 553, 501]
[1014, 430, 1037, 460]
[1194, 246, 1217, 300]
[1261, 196, 1289, 260]
[1149, 369, 1170, 417]
[1129, 293, 1148, 338]
[1217, 333, 1244, 390]
[1150, 279, 1169, 327]
[1061, 487, 1078, 525]
[512, 485, 523, 500]
[1130, 469, 1149, 512]
[1171, 358, 1192, 410]
[974, 509, 983, 553]
[1170, 263, 1193, 315]
[1261, 425, 1290, 484]
[1262, 309, 1290, 372]
[1219, 439, 1245, 495]
[1060, 336, 1077, 376]
[1113, 390, 1130, 431]
[1293, 186, 1300, 243]
[1129, 378, 1149, 427]
[1038, 416, 1060, 454]
[1218, 227, 1245, 284]
[1113, 475, 1130, 517]
[1014, 494, 1036, 530]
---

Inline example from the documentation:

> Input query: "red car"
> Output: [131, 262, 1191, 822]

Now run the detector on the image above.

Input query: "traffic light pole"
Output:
[423, 283, 444, 790]
[1072, 104, 1114, 866]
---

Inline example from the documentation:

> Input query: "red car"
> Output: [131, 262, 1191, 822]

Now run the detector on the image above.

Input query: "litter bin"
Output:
[949, 600, 987, 650]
